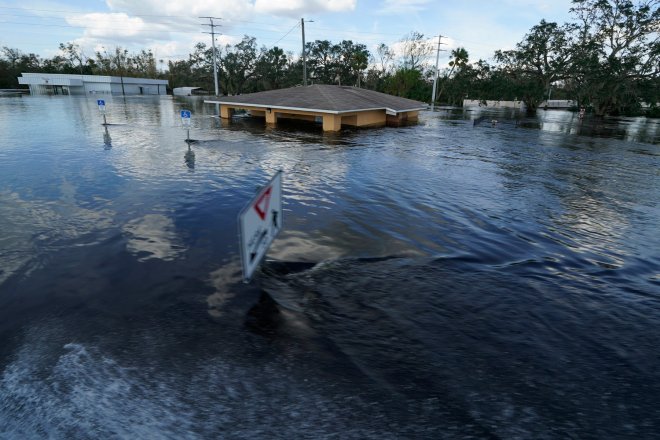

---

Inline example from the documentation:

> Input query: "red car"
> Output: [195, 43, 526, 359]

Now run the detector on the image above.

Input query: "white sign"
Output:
[97, 99, 106, 113]
[238, 170, 283, 282]
[180, 109, 191, 127]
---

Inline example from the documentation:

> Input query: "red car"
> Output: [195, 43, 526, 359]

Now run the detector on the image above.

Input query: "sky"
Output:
[0, 0, 575, 68]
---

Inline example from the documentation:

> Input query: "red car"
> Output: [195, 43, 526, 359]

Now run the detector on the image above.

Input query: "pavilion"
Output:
[205, 85, 426, 132]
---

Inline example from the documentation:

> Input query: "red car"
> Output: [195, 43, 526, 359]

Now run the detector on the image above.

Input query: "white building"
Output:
[463, 99, 526, 110]
[18, 73, 168, 96]
[173, 87, 206, 96]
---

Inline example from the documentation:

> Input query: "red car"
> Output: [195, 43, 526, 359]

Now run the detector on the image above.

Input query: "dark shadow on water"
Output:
[219, 115, 423, 146]
[102, 126, 112, 150]
[184, 144, 195, 169]
[245, 291, 283, 336]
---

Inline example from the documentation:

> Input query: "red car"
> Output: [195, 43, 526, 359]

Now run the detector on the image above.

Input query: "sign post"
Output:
[97, 99, 107, 125]
[180, 109, 191, 142]
[238, 170, 283, 282]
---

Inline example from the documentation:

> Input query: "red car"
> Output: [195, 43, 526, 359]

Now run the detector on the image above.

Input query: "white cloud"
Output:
[377, 0, 431, 14]
[254, 0, 356, 16]
[66, 13, 169, 42]
[56, 0, 355, 62]
[106, 0, 254, 21]
[123, 214, 186, 262]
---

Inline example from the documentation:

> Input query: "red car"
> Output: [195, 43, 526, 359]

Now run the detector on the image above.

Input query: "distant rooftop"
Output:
[207, 85, 426, 114]
[173, 86, 206, 96]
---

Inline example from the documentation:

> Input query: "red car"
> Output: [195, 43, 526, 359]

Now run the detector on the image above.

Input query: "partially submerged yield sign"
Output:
[238, 171, 283, 282]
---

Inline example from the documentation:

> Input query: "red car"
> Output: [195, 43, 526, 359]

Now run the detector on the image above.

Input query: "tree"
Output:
[131, 50, 157, 78]
[376, 43, 394, 74]
[221, 35, 258, 95]
[568, 0, 660, 115]
[495, 20, 574, 113]
[2, 47, 22, 69]
[400, 31, 432, 71]
[436, 47, 469, 104]
[94, 46, 131, 77]
[59, 42, 87, 74]
[306, 40, 341, 84]
[167, 59, 193, 89]
[384, 67, 431, 100]
[337, 40, 370, 86]
[254, 46, 289, 90]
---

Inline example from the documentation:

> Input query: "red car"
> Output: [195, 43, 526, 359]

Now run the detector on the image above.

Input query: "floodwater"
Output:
[0, 96, 659, 439]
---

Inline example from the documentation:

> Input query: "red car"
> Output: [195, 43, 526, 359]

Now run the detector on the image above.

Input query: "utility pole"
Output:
[430, 35, 446, 111]
[301, 18, 313, 86]
[201, 16, 221, 96]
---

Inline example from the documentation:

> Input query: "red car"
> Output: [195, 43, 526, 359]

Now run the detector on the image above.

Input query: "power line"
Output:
[0, 4, 509, 52]
[0, 6, 505, 49]
[0, 19, 304, 44]
[273, 21, 300, 46]
[0, 6, 292, 27]
[0, 7, 507, 64]
[0, 17, 302, 37]
[0, 7, 448, 40]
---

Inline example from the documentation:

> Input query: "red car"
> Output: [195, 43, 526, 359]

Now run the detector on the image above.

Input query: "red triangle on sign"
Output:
[254, 186, 272, 220]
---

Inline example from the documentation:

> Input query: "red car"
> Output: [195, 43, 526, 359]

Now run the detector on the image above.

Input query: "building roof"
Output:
[18, 73, 168, 86]
[206, 85, 426, 114]
[173, 87, 202, 96]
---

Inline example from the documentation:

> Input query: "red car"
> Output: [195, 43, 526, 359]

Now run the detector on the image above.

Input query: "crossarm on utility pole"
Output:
[200, 16, 222, 97]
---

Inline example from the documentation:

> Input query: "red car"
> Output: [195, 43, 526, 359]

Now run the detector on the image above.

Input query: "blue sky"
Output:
[0, 0, 574, 68]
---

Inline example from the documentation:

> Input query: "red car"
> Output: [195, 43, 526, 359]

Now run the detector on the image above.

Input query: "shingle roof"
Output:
[206, 85, 426, 114]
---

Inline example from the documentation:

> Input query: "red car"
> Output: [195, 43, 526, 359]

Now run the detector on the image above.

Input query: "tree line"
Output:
[1, 0, 657, 116]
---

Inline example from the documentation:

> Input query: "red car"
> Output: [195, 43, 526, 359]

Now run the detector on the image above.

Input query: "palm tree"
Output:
[436, 47, 469, 104]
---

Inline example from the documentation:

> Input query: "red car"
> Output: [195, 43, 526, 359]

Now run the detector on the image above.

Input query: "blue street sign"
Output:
[97, 99, 105, 106]
[181, 110, 191, 128]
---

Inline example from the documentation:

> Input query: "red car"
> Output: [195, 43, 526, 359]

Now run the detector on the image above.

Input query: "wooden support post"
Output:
[406, 111, 419, 122]
[220, 106, 234, 119]
[265, 109, 277, 126]
[322, 114, 341, 132]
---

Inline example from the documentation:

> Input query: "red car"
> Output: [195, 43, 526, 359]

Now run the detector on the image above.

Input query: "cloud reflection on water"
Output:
[122, 214, 185, 262]
[206, 261, 243, 318]
[0, 189, 115, 285]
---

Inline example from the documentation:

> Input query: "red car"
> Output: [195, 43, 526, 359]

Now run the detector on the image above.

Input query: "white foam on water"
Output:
[0, 335, 405, 439]
[0, 342, 198, 439]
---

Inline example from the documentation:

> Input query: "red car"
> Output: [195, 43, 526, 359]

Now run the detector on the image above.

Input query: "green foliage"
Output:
[494, 20, 574, 112]
[384, 68, 431, 101]
[567, 0, 660, 115]
[1, 1, 656, 115]
[435, 47, 470, 104]
[1, 47, 45, 88]
[253, 46, 289, 91]
[221, 35, 258, 95]
[305, 40, 340, 84]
